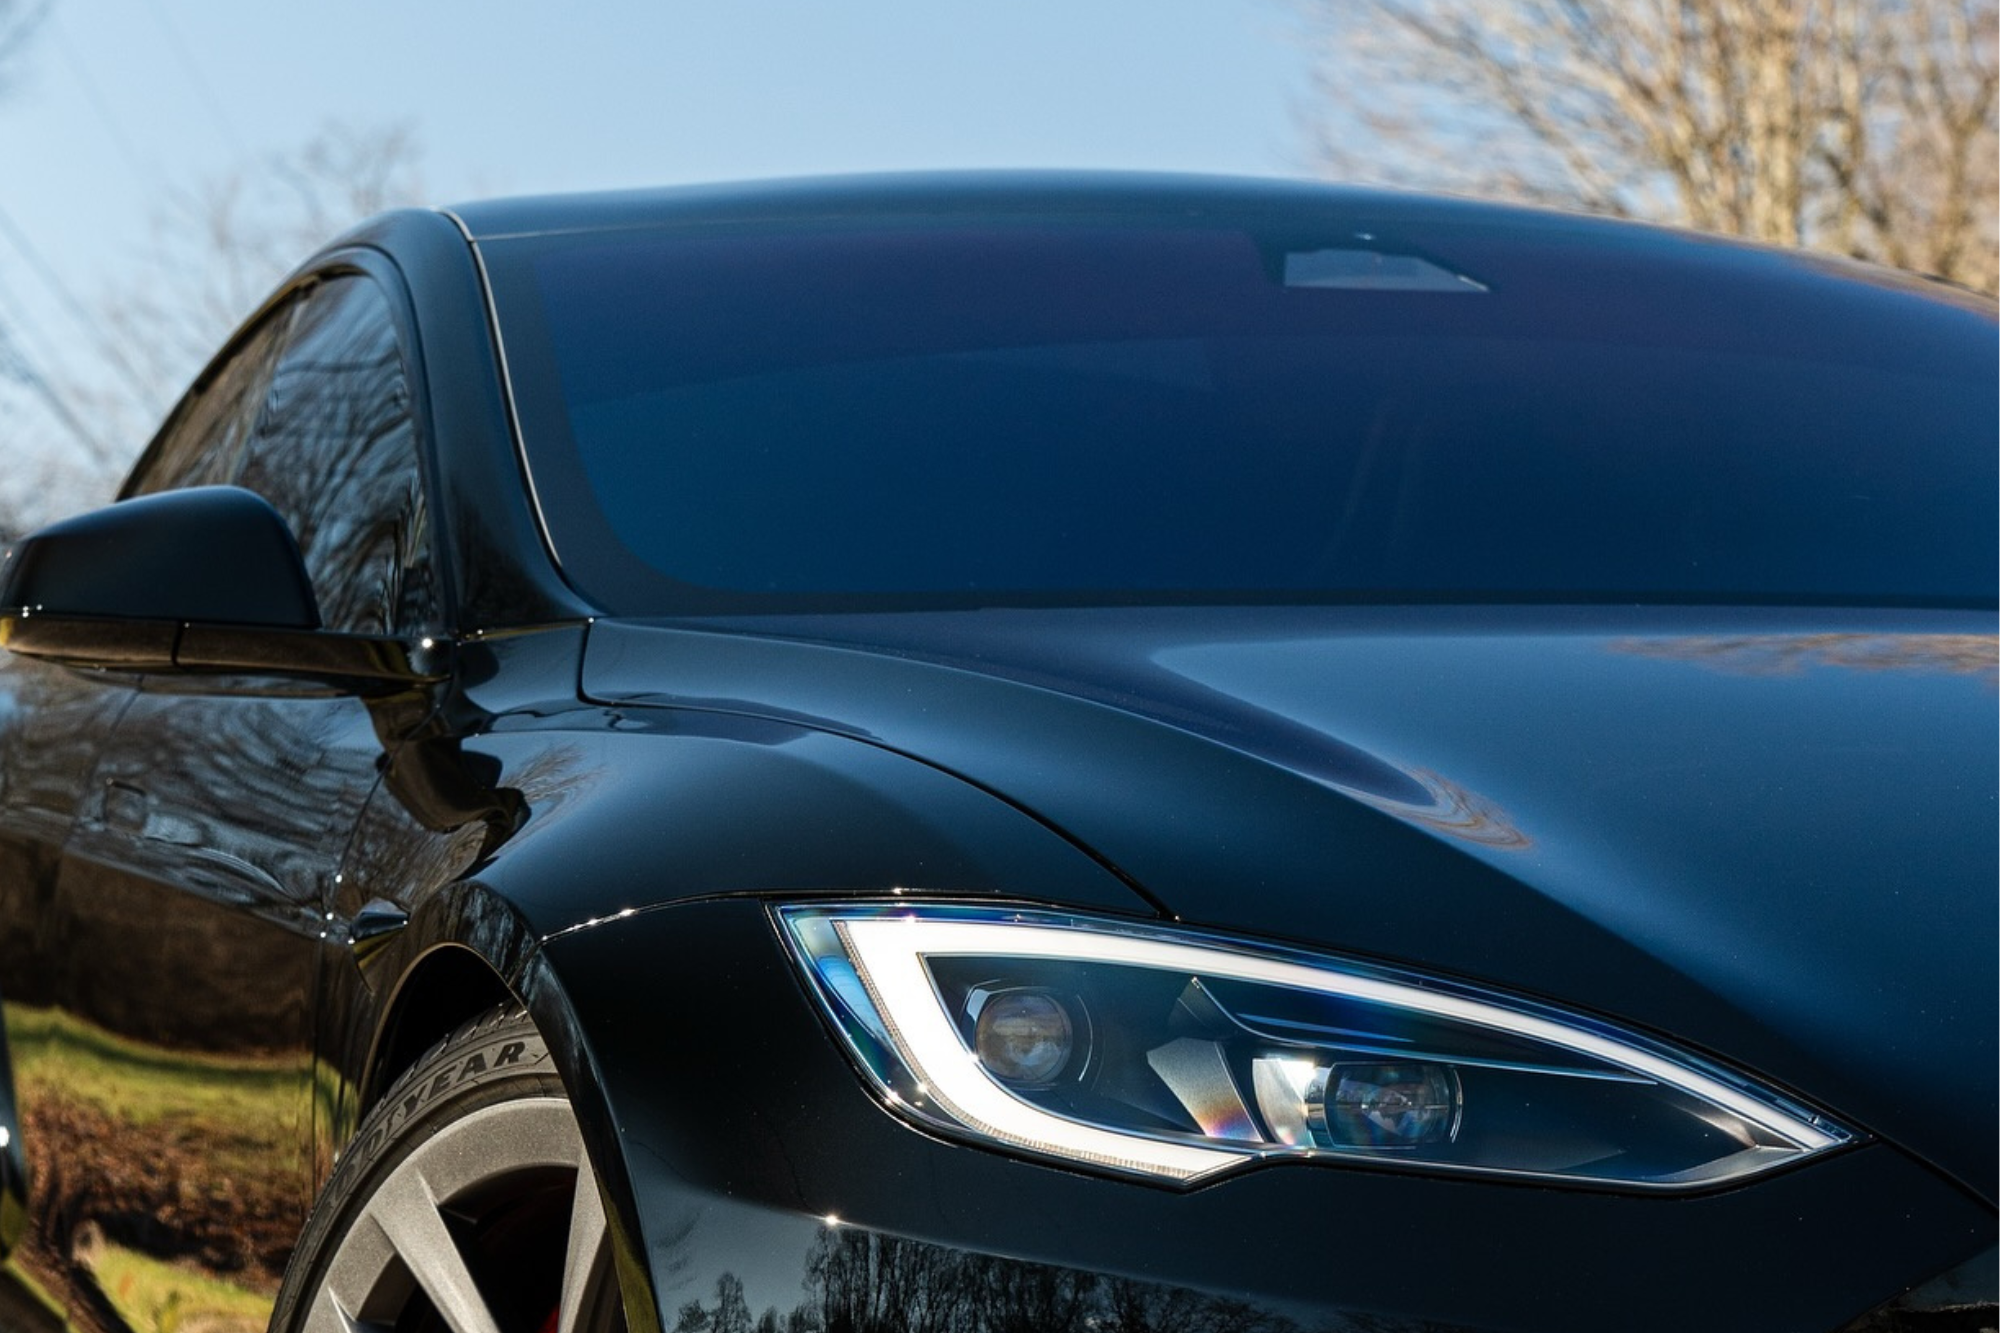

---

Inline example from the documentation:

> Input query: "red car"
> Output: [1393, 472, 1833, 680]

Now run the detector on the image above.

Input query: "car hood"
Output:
[581, 606, 1997, 1197]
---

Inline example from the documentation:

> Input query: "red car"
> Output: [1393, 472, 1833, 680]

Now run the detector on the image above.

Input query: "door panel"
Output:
[0, 657, 139, 1328]
[0, 264, 441, 1331]
[27, 683, 385, 1331]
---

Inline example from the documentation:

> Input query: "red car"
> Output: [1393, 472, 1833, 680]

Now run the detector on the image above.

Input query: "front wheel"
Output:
[271, 1007, 626, 1333]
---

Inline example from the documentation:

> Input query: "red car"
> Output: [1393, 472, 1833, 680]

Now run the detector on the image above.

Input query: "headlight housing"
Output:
[776, 904, 1854, 1189]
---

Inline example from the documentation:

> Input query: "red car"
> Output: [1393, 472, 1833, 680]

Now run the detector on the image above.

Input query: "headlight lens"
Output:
[776, 904, 1854, 1189]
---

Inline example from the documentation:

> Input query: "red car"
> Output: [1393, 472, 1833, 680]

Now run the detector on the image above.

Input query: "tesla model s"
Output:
[0, 173, 1992, 1332]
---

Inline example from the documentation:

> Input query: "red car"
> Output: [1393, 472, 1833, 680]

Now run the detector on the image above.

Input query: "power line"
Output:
[143, 0, 246, 157]
[0, 200, 159, 406]
[51, 15, 159, 188]
[0, 256, 103, 447]
[0, 313, 107, 461]
[0, 259, 64, 375]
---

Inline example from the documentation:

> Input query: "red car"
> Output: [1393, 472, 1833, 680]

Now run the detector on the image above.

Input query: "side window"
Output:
[233, 275, 437, 637]
[126, 315, 288, 497]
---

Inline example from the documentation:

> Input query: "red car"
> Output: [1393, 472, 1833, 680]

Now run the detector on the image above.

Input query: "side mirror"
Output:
[3, 487, 320, 629]
[0, 487, 448, 689]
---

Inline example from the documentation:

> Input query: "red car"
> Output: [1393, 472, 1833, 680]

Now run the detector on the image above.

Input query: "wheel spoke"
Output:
[556, 1167, 610, 1333]
[306, 1288, 397, 1333]
[303, 1285, 362, 1333]
[367, 1167, 507, 1333]
[299, 1090, 607, 1333]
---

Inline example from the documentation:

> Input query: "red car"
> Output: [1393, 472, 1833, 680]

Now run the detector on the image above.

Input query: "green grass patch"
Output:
[5, 1002, 312, 1289]
[84, 1239, 272, 1333]
[5, 1004, 303, 1131]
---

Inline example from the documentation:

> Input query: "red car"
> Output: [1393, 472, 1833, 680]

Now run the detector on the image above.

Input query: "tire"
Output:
[270, 1007, 626, 1333]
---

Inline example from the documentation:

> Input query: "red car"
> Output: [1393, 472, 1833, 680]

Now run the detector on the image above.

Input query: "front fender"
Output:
[320, 678, 1156, 1322]
[427, 704, 1152, 939]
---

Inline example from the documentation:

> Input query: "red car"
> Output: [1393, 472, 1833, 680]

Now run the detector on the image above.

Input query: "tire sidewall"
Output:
[269, 1007, 566, 1331]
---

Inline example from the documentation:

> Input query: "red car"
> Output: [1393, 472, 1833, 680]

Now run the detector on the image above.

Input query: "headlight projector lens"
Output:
[973, 989, 1078, 1086]
[1325, 1062, 1461, 1148]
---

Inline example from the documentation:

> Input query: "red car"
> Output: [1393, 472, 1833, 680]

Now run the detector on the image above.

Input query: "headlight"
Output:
[776, 904, 1854, 1189]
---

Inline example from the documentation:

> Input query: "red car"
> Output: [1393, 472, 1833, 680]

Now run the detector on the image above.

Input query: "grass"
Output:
[83, 1239, 272, 1333]
[5, 1003, 321, 1304]
[5, 1004, 305, 1129]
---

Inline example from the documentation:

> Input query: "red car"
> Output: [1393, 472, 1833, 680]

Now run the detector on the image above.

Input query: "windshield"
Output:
[482, 205, 1997, 613]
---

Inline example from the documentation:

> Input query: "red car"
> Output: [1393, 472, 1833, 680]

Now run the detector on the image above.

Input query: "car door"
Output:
[16, 267, 441, 1333]
[0, 294, 289, 1328]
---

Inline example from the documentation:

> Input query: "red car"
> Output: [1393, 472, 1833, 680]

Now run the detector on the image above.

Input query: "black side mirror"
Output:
[2, 487, 320, 629]
[0, 487, 448, 689]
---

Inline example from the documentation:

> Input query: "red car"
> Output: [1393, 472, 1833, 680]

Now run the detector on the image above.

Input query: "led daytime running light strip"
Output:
[834, 915, 1842, 1184]
[836, 919, 1237, 1180]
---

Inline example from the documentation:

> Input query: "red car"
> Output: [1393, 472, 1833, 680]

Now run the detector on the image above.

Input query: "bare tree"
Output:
[1300, 0, 1999, 293]
[97, 121, 427, 432]
[2, 123, 425, 537]
[0, 0, 68, 541]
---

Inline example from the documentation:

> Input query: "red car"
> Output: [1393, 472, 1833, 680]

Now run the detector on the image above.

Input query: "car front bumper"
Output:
[539, 898, 1997, 1332]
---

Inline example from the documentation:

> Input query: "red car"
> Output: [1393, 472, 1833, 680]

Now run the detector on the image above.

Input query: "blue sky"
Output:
[0, 1, 1323, 521]
[11, 2, 1313, 196]
[1, 4, 1311, 359]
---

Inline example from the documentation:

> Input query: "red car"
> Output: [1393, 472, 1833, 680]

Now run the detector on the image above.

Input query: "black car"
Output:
[0, 173, 1991, 1333]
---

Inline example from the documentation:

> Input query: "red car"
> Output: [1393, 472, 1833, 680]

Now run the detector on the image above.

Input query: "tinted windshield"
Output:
[484, 204, 1997, 612]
